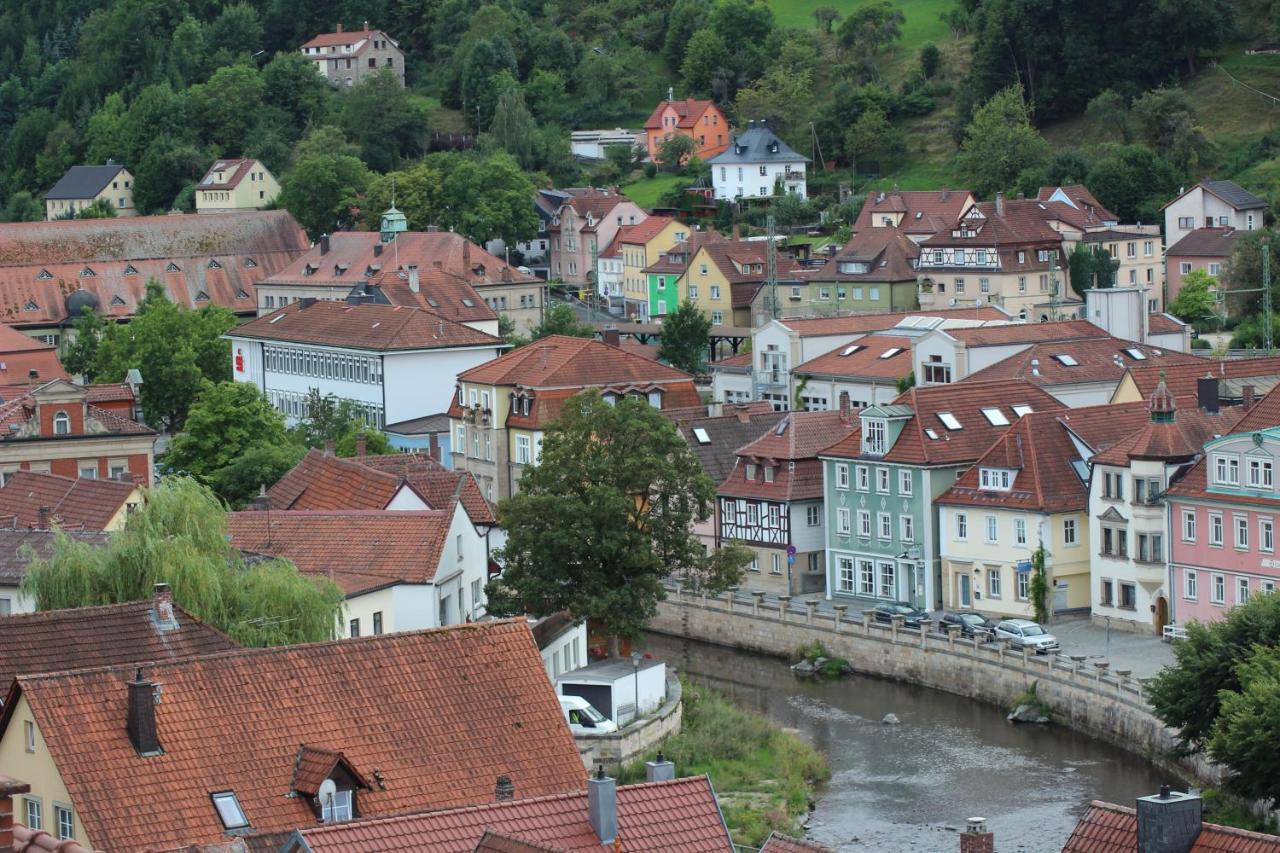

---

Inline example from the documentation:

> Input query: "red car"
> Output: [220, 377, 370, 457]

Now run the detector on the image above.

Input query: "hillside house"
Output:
[301, 22, 404, 87]
[643, 93, 730, 162]
[707, 121, 808, 201]
[43, 162, 134, 220]
[195, 158, 280, 213]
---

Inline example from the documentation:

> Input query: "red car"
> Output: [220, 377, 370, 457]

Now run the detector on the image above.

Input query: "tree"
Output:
[1086, 89, 1131, 143]
[485, 393, 750, 651]
[165, 380, 300, 504]
[438, 152, 539, 246]
[341, 69, 428, 172]
[487, 79, 538, 170]
[90, 282, 237, 431]
[734, 67, 817, 150]
[1221, 229, 1279, 317]
[1028, 542, 1049, 625]
[530, 303, 595, 341]
[681, 29, 731, 98]
[844, 108, 903, 172]
[1085, 144, 1180, 224]
[206, 443, 305, 508]
[1207, 645, 1280, 804]
[658, 301, 711, 374]
[362, 161, 444, 231]
[664, 0, 712, 65]
[279, 150, 371, 240]
[1067, 243, 1118, 298]
[1169, 269, 1219, 327]
[838, 1, 906, 78]
[657, 134, 696, 171]
[957, 86, 1051, 198]
[812, 5, 841, 33]
[292, 389, 392, 457]
[21, 477, 342, 647]
[74, 198, 119, 219]
[1, 191, 42, 223]
[919, 42, 941, 78]
[1131, 87, 1211, 173]
[61, 306, 107, 378]
[186, 64, 266, 154]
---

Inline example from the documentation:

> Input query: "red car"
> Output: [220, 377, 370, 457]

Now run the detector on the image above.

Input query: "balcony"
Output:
[755, 369, 787, 389]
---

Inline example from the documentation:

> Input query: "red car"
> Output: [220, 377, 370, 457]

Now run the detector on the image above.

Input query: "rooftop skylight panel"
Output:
[1053, 354, 1079, 366]
[1125, 348, 1147, 360]
[693, 427, 711, 444]
[981, 407, 1010, 426]
[1011, 404, 1034, 417]
[840, 344, 864, 357]
[938, 412, 962, 430]
[879, 347, 904, 359]
[925, 428, 940, 440]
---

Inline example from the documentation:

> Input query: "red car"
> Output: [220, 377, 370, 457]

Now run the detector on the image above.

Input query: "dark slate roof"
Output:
[44, 164, 128, 200]
[383, 413, 452, 435]
[1203, 179, 1268, 211]
[707, 125, 809, 165]
[1166, 227, 1239, 257]
[679, 407, 786, 483]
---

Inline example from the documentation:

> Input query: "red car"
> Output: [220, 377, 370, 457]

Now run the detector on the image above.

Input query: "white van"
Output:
[560, 695, 618, 734]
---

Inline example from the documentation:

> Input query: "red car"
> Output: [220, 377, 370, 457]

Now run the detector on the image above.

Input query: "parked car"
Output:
[937, 610, 996, 639]
[560, 696, 617, 735]
[872, 601, 929, 628]
[994, 619, 1059, 653]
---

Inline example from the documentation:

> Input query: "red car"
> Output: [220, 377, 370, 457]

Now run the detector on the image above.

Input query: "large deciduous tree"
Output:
[659, 300, 712, 375]
[485, 393, 750, 651]
[279, 147, 371, 240]
[957, 85, 1050, 198]
[1168, 269, 1219, 327]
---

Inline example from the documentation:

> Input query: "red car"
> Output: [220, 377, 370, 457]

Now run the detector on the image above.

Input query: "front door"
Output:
[1155, 595, 1169, 634]
[959, 574, 972, 608]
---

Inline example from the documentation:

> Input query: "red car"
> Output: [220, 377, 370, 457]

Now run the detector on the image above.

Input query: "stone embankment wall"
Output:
[650, 587, 1221, 785]
[574, 675, 683, 769]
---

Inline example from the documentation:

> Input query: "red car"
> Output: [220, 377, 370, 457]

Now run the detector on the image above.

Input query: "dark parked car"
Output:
[872, 601, 928, 628]
[937, 610, 996, 639]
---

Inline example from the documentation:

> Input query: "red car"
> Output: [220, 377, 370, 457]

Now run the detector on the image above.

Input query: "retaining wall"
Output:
[574, 676, 683, 770]
[650, 587, 1221, 785]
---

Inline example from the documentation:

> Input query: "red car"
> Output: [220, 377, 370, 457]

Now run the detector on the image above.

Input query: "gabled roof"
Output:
[550, 189, 639, 227]
[777, 305, 1011, 338]
[678, 406, 786, 484]
[721, 410, 858, 501]
[792, 334, 914, 380]
[698, 240, 807, 286]
[961, 337, 1203, 386]
[457, 335, 693, 388]
[301, 27, 398, 50]
[940, 319, 1105, 348]
[1122, 357, 1280, 401]
[737, 409, 857, 462]
[1062, 800, 1280, 852]
[347, 266, 499, 326]
[920, 198, 1063, 248]
[617, 216, 679, 247]
[643, 98, 719, 130]
[0, 594, 236, 694]
[230, 301, 503, 351]
[0, 528, 108, 587]
[44, 164, 128, 200]
[1052, 401, 1154, 456]
[286, 775, 733, 852]
[0, 324, 67, 383]
[1036, 184, 1118, 223]
[706, 124, 809, 165]
[1148, 313, 1189, 335]
[820, 380, 1067, 466]
[854, 189, 974, 235]
[1164, 179, 1268, 212]
[228, 509, 455, 596]
[1166, 227, 1239, 257]
[1091, 381, 1242, 467]
[809, 228, 920, 283]
[0, 471, 140, 531]
[197, 158, 265, 191]
[1164, 384, 1280, 505]
[3, 620, 586, 852]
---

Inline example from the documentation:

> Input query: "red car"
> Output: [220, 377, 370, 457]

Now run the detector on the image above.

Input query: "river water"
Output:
[642, 632, 1172, 852]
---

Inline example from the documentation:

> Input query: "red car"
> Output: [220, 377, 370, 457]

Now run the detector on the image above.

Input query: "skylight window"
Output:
[244, 258, 258, 268]
[879, 347, 904, 359]
[938, 412, 962, 430]
[1124, 348, 1147, 361]
[462, 298, 476, 307]
[981, 407, 1010, 426]
[925, 428, 940, 440]
[211, 791, 248, 830]
[207, 259, 222, 270]
[123, 264, 139, 276]
[166, 262, 181, 273]
[1053, 354, 1079, 366]
[1011, 404, 1034, 417]
[775, 419, 790, 435]
[693, 427, 711, 444]
[840, 344, 864, 357]
[36, 270, 52, 280]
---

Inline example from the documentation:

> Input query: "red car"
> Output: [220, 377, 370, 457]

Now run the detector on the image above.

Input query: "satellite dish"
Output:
[318, 778, 337, 806]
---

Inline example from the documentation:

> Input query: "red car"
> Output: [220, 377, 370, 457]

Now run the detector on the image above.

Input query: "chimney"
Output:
[408, 264, 420, 293]
[323, 439, 336, 457]
[0, 776, 32, 853]
[300, 297, 317, 310]
[427, 224, 439, 233]
[494, 776, 514, 802]
[1197, 375, 1219, 414]
[320, 233, 330, 255]
[127, 668, 161, 755]
[336, 22, 343, 32]
[959, 817, 994, 853]
[1243, 384, 1256, 411]
[27, 369, 37, 388]
[356, 432, 367, 459]
[994, 192, 1005, 216]
[1136, 787, 1202, 853]
[732, 223, 741, 241]
[36, 505, 50, 531]
[250, 483, 270, 511]
[587, 766, 617, 845]
[667, 85, 674, 102]
[363, 19, 369, 31]
[603, 328, 621, 348]
[645, 751, 675, 783]
[373, 242, 383, 257]
[153, 582, 176, 630]
[839, 391, 852, 425]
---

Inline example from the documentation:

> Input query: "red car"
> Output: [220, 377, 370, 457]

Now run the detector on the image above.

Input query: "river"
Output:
[641, 632, 1172, 852]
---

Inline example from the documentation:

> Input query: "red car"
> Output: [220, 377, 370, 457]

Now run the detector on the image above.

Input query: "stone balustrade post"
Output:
[946, 624, 960, 649]
[919, 621, 929, 648]
[805, 600, 818, 625]
[1114, 668, 1131, 694]
[1093, 660, 1109, 686]
[778, 595, 792, 623]
[725, 586, 739, 612]
[1069, 654, 1086, 680]
[861, 610, 874, 634]
[833, 605, 848, 632]
[890, 613, 903, 643]
[751, 590, 765, 616]
[1022, 644, 1030, 668]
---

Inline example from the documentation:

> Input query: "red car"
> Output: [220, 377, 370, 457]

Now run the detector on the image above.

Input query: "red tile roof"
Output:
[0, 380, 153, 439]
[1090, 387, 1242, 467]
[721, 410, 857, 501]
[457, 335, 693, 388]
[810, 228, 921, 283]
[1062, 800, 1280, 852]
[942, 319, 1105, 347]
[644, 98, 719, 130]
[0, 211, 307, 325]
[1037, 184, 1118, 223]
[197, 158, 262, 191]
[1052, 401, 1158, 456]
[1148, 313, 1189, 335]
[1122, 358, 1280, 401]
[793, 334, 913, 380]
[1164, 385, 1280, 506]
[0, 593, 236, 693]
[231, 300, 503, 351]
[301, 27, 397, 50]
[13, 823, 105, 853]
[359, 453, 495, 524]
[287, 775, 732, 852]
[821, 380, 1068, 466]
[618, 216, 678, 246]
[353, 266, 500, 326]
[854, 189, 974, 235]
[760, 832, 834, 852]
[1166, 227, 1239, 257]
[920, 198, 1064, 249]
[777, 305, 1011, 338]
[0, 471, 140, 531]
[228, 509, 454, 596]
[2, 620, 587, 852]
[0, 528, 108, 586]
[962, 337, 1204, 386]
[549, 189, 639, 227]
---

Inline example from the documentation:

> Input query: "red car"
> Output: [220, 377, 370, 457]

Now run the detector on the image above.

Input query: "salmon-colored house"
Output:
[644, 92, 731, 161]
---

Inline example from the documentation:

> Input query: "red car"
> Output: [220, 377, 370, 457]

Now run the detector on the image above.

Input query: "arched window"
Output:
[53, 410, 70, 435]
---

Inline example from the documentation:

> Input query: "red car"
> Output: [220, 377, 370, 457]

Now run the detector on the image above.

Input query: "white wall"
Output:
[789, 500, 826, 552]
[712, 161, 807, 201]
[383, 346, 504, 423]
[540, 620, 588, 681]
[0, 583, 34, 615]
[386, 485, 431, 510]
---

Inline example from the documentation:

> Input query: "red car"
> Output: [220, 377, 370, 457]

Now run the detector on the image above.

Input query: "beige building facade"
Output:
[195, 158, 281, 213]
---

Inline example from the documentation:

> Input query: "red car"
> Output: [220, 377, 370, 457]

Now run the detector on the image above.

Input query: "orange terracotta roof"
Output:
[0, 381, 152, 438]
[760, 832, 834, 852]
[777, 305, 1011, 338]
[1037, 184, 1118, 223]
[821, 380, 1067, 466]
[457, 335, 692, 388]
[810, 228, 921, 282]
[942, 319, 1105, 347]
[82, 382, 134, 404]
[0, 593, 236, 693]
[793, 334, 913, 380]
[1148, 313, 1189, 335]
[0, 471, 139, 531]
[618, 216, 678, 246]
[1124, 357, 1280, 400]
[721, 410, 857, 501]
[855, 189, 974, 234]
[550, 189, 638, 226]
[1164, 384, 1280, 506]
[643, 98, 718, 130]
[359, 453, 495, 525]
[301, 27, 397, 50]
[1062, 800, 1280, 852]
[962, 337, 1203, 386]
[231, 300, 503, 351]
[3, 620, 587, 852]
[287, 775, 732, 852]
[13, 823, 105, 853]
[352, 266, 499, 326]
[1052, 401, 1157, 456]
[680, 407, 786, 484]
[714, 352, 752, 369]
[227, 509, 454, 596]
[921, 198, 1064, 248]
[473, 829, 567, 853]
[1090, 390, 1242, 467]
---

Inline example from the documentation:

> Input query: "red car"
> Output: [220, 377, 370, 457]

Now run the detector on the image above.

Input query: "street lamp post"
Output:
[630, 651, 643, 726]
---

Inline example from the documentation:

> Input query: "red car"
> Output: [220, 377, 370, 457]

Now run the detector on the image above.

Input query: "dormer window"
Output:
[110, 295, 127, 306]
[979, 468, 1013, 491]
[24, 300, 38, 312]
[123, 264, 139, 276]
[745, 463, 757, 480]
[244, 257, 258, 268]
[1214, 454, 1240, 486]
[321, 789, 353, 822]
[207, 259, 222, 270]
[37, 269, 53, 280]
[764, 465, 775, 483]
[166, 262, 181, 273]
[211, 791, 249, 830]
[53, 410, 70, 435]
[79, 266, 95, 278]
[862, 418, 887, 455]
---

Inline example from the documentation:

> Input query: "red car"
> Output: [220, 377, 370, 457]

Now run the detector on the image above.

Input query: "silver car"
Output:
[994, 619, 1059, 653]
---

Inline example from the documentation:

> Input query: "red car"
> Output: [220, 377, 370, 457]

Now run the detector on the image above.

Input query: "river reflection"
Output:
[641, 632, 1173, 852]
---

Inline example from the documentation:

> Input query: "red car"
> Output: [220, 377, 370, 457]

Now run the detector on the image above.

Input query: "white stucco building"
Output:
[706, 122, 808, 201]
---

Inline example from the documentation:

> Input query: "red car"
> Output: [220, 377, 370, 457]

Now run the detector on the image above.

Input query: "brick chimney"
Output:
[324, 439, 336, 457]
[959, 817, 994, 853]
[732, 223, 741, 241]
[994, 192, 1005, 217]
[356, 432, 367, 459]
[153, 582, 177, 630]
[127, 668, 161, 756]
[335, 22, 343, 32]
[408, 264, 420, 294]
[735, 406, 751, 423]
[249, 484, 271, 511]
[36, 506, 50, 531]
[320, 233, 330, 255]
[603, 328, 621, 348]
[839, 391, 853, 425]
[0, 775, 31, 853]
[494, 776, 514, 802]
[1243, 384, 1256, 411]
[463, 240, 472, 273]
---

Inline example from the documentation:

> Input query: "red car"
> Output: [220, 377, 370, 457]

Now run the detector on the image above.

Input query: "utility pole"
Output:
[1048, 260, 1062, 322]
[766, 214, 779, 321]
[1265, 242, 1273, 354]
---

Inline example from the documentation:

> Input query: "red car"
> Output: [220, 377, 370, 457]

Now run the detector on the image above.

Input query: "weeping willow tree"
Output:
[20, 478, 343, 647]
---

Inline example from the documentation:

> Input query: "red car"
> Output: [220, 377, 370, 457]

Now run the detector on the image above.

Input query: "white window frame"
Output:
[877, 467, 890, 494]
[987, 567, 1001, 598]
[857, 510, 871, 538]
[1212, 572, 1226, 604]
[515, 434, 531, 465]
[1236, 515, 1250, 550]
[1014, 517, 1027, 546]
[1263, 517, 1275, 553]
[1209, 512, 1224, 546]
[837, 556, 855, 593]
[856, 465, 869, 491]
[899, 470, 912, 495]
[1063, 517, 1077, 546]
[1248, 458, 1273, 489]
[1237, 576, 1251, 605]
[984, 515, 998, 544]
[1182, 509, 1197, 542]
[878, 512, 892, 541]
[956, 513, 968, 541]
[837, 508, 851, 535]
[836, 463, 849, 490]
[900, 515, 914, 542]
[807, 504, 821, 526]
[1184, 569, 1197, 601]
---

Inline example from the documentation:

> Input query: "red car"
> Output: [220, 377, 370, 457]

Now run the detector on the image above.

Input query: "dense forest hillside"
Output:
[0, 0, 1275, 236]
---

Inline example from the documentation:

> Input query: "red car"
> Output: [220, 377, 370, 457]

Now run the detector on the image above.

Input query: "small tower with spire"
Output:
[379, 203, 407, 244]
[1149, 371, 1176, 424]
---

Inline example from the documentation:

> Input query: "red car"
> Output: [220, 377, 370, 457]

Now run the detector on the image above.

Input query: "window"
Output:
[711, 311, 723, 325]
[1210, 512, 1224, 546]
[956, 513, 968, 541]
[25, 797, 41, 830]
[1238, 576, 1252, 604]
[710, 285, 721, 300]
[1215, 454, 1240, 486]
[922, 355, 951, 384]
[1119, 582, 1137, 609]
[1263, 518, 1275, 552]
[984, 515, 998, 544]
[349, 618, 360, 638]
[837, 507, 851, 535]
[857, 559, 875, 595]
[1100, 579, 1114, 606]
[857, 509, 871, 538]
[1182, 510, 1197, 541]
[988, 568, 1001, 597]
[372, 612, 383, 635]
[836, 463, 849, 489]
[53, 410, 70, 435]
[856, 465, 869, 491]
[807, 505, 821, 526]
[877, 468, 890, 493]
[979, 468, 1012, 490]
[1236, 516, 1250, 549]
[1064, 517, 1077, 545]
[54, 805, 74, 841]
[24, 719, 36, 752]
[771, 553, 782, 574]
[764, 465, 775, 483]
[1248, 458, 1273, 489]
[515, 435, 531, 464]
[863, 418, 887, 454]
[1180, 261, 1193, 275]
[900, 515, 914, 542]
[212, 792, 249, 830]
[837, 557, 855, 592]
[1014, 517, 1027, 546]
[1185, 569, 1198, 600]
[1212, 573, 1226, 604]
[879, 562, 895, 598]
[1178, 216, 1193, 229]
[878, 512, 892, 540]
[1017, 570, 1030, 600]
[899, 470, 912, 495]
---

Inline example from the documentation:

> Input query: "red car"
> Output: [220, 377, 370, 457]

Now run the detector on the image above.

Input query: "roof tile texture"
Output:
[10, 620, 586, 852]
[232, 300, 502, 351]
[457, 335, 693, 388]
[1062, 800, 1280, 852]
[777, 305, 1010, 338]
[0, 471, 139, 531]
